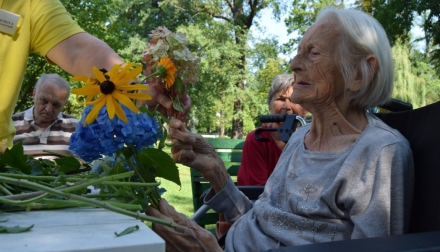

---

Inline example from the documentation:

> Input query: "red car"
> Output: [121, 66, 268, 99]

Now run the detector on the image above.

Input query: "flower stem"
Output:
[0, 193, 48, 206]
[0, 184, 13, 195]
[0, 173, 87, 182]
[0, 175, 178, 227]
[100, 181, 160, 187]
[127, 149, 147, 183]
[141, 71, 162, 83]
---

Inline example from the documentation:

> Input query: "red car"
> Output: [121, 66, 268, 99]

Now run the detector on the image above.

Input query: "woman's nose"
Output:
[284, 99, 292, 110]
[290, 54, 302, 73]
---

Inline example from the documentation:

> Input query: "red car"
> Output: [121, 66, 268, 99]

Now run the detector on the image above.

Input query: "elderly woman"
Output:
[238, 73, 307, 186]
[146, 6, 414, 252]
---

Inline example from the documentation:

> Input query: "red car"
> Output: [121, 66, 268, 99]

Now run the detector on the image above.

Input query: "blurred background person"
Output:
[238, 73, 307, 186]
[12, 74, 77, 160]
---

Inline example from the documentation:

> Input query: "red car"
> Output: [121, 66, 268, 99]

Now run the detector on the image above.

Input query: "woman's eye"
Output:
[310, 49, 320, 56]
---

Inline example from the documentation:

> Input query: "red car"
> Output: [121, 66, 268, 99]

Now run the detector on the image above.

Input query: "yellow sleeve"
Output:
[30, 0, 85, 56]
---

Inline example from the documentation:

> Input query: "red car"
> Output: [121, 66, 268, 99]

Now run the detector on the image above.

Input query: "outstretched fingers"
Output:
[146, 199, 222, 252]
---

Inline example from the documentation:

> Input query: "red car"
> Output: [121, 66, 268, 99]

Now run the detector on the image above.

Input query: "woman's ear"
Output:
[348, 55, 378, 92]
[365, 55, 378, 82]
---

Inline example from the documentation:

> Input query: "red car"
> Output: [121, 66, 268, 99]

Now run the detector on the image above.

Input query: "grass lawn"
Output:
[158, 163, 194, 218]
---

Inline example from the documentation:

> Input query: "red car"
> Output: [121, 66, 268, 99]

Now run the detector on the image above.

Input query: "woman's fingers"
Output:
[169, 119, 196, 144]
[159, 199, 189, 223]
[171, 148, 197, 166]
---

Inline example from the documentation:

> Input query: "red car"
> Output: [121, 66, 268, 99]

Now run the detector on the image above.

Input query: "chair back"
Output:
[375, 101, 440, 233]
[190, 138, 245, 228]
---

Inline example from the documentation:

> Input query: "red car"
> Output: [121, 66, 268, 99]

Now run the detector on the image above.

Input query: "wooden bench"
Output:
[190, 138, 245, 228]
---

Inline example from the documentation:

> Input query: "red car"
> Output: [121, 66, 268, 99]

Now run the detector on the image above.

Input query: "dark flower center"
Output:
[100, 80, 115, 94]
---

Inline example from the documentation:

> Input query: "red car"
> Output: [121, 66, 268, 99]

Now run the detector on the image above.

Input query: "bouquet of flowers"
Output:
[67, 27, 200, 213]
[69, 61, 180, 211]
[142, 26, 200, 113]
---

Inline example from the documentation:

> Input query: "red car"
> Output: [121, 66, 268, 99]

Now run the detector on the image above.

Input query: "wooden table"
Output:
[0, 207, 165, 252]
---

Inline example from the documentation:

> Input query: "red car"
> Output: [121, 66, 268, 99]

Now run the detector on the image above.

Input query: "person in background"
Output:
[12, 74, 77, 159]
[0, 0, 190, 153]
[237, 74, 308, 186]
[147, 6, 414, 252]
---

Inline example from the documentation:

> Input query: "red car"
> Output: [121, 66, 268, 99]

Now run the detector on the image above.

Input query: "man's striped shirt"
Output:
[12, 107, 78, 159]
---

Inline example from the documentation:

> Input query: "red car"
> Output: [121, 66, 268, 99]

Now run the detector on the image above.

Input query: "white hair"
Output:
[267, 74, 295, 107]
[316, 7, 394, 109]
[35, 73, 70, 101]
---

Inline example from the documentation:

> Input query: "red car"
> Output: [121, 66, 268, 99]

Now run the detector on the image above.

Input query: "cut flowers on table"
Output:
[0, 26, 200, 229]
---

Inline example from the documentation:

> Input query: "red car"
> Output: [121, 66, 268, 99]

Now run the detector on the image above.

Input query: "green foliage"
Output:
[392, 40, 426, 108]
[17, 0, 439, 138]
[0, 141, 179, 214]
[0, 142, 32, 174]
[138, 148, 180, 187]
[410, 49, 440, 105]
[284, 0, 343, 54]
[372, 0, 416, 46]
[370, 0, 440, 71]
[158, 164, 194, 217]
[162, 0, 284, 138]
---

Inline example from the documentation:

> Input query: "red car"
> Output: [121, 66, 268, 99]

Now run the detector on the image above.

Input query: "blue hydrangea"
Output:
[69, 104, 162, 162]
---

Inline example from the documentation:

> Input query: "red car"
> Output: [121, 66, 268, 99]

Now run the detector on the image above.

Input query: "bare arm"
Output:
[47, 33, 191, 120]
[46, 33, 124, 76]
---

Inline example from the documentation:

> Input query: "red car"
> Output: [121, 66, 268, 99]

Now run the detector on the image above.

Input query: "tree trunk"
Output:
[231, 97, 243, 139]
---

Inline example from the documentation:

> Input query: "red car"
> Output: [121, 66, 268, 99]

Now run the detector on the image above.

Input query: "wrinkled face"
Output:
[269, 86, 307, 118]
[33, 83, 68, 125]
[289, 16, 345, 108]
[269, 87, 294, 115]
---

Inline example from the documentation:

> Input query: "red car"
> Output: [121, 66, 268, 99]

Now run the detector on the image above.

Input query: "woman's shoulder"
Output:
[364, 112, 411, 147]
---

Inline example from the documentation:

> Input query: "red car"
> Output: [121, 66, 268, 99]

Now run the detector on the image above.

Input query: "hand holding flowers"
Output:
[140, 26, 200, 120]
[68, 26, 200, 215]
[0, 26, 199, 230]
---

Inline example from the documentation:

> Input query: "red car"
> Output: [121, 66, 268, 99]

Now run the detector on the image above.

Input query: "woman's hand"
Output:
[168, 119, 229, 193]
[146, 199, 223, 252]
[136, 81, 192, 121]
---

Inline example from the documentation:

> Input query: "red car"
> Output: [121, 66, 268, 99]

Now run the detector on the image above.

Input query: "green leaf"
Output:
[138, 149, 181, 187]
[27, 159, 44, 175]
[1, 142, 32, 174]
[55, 156, 81, 173]
[114, 225, 139, 237]
[0, 224, 34, 233]
[173, 78, 185, 94]
[117, 147, 134, 160]
[172, 96, 184, 112]
[108, 162, 128, 176]
[139, 106, 150, 114]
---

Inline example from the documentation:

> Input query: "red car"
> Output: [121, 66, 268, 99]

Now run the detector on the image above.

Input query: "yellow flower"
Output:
[71, 63, 152, 125]
[156, 57, 176, 88]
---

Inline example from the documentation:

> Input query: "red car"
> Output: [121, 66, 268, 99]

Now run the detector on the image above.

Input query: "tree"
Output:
[283, 0, 343, 54]
[416, 0, 440, 70]
[371, 0, 440, 72]
[392, 40, 426, 108]
[163, 0, 284, 138]
[411, 49, 440, 106]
